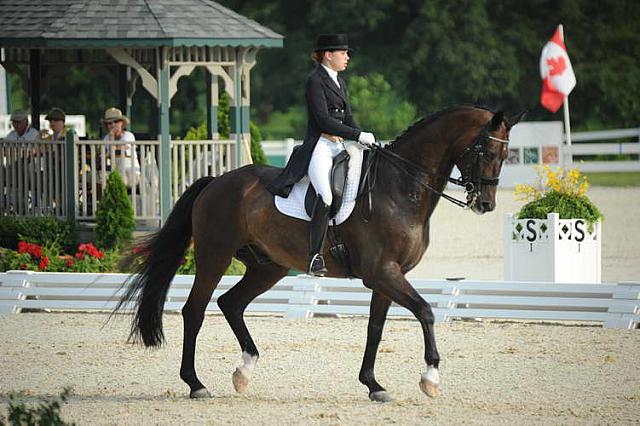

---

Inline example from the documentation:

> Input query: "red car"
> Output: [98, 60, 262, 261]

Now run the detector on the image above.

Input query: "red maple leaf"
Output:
[546, 56, 566, 76]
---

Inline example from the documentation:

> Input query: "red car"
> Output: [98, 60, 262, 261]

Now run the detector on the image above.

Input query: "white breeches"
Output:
[308, 137, 365, 206]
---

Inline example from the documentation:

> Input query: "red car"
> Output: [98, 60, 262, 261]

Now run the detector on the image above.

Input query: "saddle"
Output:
[303, 149, 353, 276]
[304, 149, 350, 219]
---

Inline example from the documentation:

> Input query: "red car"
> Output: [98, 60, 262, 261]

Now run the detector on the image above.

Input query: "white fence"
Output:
[0, 139, 67, 216]
[1, 271, 638, 329]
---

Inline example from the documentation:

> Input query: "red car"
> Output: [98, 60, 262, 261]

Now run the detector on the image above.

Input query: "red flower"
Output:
[65, 259, 74, 268]
[17, 241, 28, 253]
[75, 252, 85, 260]
[17, 241, 43, 258]
[38, 256, 49, 271]
[76, 242, 105, 259]
[19, 263, 27, 270]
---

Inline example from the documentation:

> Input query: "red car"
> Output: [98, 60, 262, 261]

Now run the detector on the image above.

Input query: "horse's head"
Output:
[454, 110, 525, 214]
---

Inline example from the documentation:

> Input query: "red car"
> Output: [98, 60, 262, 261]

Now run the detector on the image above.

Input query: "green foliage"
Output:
[584, 172, 640, 187]
[258, 106, 306, 139]
[95, 171, 135, 250]
[348, 73, 417, 140]
[249, 122, 268, 165]
[176, 246, 246, 275]
[517, 191, 603, 228]
[0, 242, 119, 273]
[0, 216, 75, 251]
[2, 387, 75, 426]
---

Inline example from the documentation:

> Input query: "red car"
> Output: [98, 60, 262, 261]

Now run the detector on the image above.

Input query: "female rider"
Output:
[267, 33, 376, 276]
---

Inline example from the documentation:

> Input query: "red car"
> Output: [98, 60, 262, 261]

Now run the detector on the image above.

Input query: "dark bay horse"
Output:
[115, 105, 524, 402]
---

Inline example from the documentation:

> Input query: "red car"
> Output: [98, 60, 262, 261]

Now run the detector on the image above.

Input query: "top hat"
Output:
[45, 107, 66, 121]
[314, 34, 350, 52]
[10, 111, 29, 121]
[102, 107, 129, 125]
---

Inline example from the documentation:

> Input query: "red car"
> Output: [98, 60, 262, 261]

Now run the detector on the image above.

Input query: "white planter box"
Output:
[504, 213, 601, 283]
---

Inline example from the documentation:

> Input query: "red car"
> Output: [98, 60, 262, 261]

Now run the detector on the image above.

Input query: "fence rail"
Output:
[1, 271, 638, 329]
[0, 137, 236, 224]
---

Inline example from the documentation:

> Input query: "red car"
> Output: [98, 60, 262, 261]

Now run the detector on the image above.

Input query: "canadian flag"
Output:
[539, 25, 576, 113]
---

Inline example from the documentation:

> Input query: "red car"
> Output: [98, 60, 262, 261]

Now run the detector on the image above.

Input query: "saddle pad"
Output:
[275, 143, 364, 226]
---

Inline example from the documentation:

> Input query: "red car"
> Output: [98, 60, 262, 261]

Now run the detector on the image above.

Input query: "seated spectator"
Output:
[102, 107, 140, 187]
[5, 111, 39, 141]
[42, 108, 67, 141]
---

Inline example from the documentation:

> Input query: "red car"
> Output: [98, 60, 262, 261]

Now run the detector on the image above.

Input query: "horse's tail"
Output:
[113, 176, 214, 347]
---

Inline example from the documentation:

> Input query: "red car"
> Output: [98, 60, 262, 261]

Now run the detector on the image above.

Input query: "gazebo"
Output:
[0, 0, 283, 225]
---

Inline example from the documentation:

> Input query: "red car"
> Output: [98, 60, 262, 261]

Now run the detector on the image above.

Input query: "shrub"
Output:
[515, 165, 603, 228]
[2, 387, 75, 426]
[175, 245, 246, 275]
[95, 171, 135, 250]
[0, 216, 75, 251]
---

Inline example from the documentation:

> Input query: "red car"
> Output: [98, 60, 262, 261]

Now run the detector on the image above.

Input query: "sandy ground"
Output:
[1, 313, 639, 425]
[0, 187, 639, 424]
[408, 187, 640, 283]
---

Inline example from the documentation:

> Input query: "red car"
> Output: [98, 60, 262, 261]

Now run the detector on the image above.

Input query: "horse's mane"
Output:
[388, 104, 496, 147]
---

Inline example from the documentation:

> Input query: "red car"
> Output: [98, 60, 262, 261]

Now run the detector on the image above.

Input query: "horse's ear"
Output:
[490, 111, 504, 131]
[506, 110, 527, 130]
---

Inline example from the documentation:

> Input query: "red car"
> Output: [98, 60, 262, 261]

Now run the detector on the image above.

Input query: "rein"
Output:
[358, 122, 509, 215]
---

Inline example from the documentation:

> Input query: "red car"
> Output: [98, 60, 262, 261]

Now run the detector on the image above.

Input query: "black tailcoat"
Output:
[267, 65, 361, 197]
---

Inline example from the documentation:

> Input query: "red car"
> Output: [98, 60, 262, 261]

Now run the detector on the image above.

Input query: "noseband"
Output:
[453, 123, 509, 205]
[363, 118, 509, 209]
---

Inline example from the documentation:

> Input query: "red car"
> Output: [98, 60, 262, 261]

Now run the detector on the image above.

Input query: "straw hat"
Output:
[10, 111, 29, 121]
[102, 107, 129, 125]
[45, 107, 66, 121]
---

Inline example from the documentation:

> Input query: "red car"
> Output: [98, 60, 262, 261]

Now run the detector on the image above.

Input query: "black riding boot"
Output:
[308, 199, 331, 276]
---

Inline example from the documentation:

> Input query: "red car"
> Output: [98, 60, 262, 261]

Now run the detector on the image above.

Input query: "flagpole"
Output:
[559, 25, 573, 166]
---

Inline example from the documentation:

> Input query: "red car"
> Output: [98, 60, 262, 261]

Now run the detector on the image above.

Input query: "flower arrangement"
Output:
[514, 165, 603, 227]
[0, 241, 116, 273]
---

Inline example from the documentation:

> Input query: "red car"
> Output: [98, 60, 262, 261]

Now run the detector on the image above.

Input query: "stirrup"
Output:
[308, 253, 328, 277]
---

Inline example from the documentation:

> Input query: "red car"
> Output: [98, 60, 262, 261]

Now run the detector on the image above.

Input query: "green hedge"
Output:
[0, 216, 76, 251]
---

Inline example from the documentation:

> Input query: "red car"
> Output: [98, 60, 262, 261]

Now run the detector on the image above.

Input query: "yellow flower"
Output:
[514, 165, 591, 200]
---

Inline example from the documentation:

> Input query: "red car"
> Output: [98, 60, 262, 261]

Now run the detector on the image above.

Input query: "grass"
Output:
[583, 172, 640, 187]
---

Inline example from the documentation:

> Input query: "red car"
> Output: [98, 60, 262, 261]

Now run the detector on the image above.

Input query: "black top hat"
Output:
[314, 34, 349, 52]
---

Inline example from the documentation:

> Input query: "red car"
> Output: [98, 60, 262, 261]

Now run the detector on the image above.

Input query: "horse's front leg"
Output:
[363, 263, 441, 399]
[359, 291, 392, 402]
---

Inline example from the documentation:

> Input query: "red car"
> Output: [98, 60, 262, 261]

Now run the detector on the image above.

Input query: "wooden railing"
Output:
[0, 139, 67, 216]
[0, 137, 236, 225]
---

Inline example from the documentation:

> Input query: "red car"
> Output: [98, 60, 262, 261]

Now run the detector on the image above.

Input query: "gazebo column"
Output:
[230, 47, 257, 167]
[206, 72, 219, 139]
[157, 47, 171, 223]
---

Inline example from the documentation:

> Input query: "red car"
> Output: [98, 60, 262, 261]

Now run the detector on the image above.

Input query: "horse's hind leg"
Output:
[217, 262, 288, 393]
[180, 246, 234, 399]
[359, 291, 393, 402]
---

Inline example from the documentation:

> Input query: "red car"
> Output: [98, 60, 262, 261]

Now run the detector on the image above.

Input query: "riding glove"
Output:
[358, 132, 376, 147]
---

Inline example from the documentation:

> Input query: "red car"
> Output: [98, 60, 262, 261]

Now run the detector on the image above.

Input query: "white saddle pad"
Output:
[275, 144, 364, 226]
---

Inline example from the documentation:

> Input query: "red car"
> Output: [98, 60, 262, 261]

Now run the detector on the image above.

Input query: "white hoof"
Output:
[232, 367, 250, 393]
[369, 390, 393, 402]
[419, 378, 439, 398]
[190, 388, 211, 399]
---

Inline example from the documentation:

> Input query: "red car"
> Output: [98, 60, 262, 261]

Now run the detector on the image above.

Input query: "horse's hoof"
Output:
[232, 367, 250, 393]
[419, 378, 439, 398]
[190, 388, 211, 399]
[369, 390, 393, 403]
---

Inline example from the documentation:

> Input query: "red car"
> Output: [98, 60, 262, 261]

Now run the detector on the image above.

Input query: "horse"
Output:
[114, 105, 524, 402]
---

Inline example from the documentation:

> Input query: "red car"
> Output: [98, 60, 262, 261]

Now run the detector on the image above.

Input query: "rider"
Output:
[267, 33, 376, 276]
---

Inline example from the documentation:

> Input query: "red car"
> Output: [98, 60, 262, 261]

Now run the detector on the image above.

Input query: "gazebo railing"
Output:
[0, 139, 67, 217]
[0, 138, 236, 226]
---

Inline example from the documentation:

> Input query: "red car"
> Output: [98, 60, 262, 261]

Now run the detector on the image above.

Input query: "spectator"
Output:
[102, 107, 140, 187]
[5, 111, 39, 141]
[43, 108, 67, 141]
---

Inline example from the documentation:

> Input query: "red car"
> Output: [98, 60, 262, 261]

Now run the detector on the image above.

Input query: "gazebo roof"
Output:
[0, 0, 283, 48]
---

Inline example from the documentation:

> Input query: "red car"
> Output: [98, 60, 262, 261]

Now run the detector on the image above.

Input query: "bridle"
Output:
[360, 117, 509, 210]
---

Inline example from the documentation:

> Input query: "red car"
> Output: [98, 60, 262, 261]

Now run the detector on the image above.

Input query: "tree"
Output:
[348, 73, 416, 140]
[95, 171, 135, 249]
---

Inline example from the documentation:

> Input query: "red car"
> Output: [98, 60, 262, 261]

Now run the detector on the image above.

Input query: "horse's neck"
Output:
[378, 125, 462, 223]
